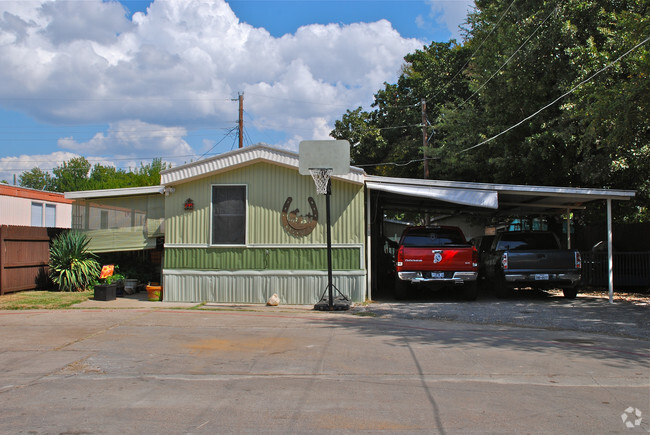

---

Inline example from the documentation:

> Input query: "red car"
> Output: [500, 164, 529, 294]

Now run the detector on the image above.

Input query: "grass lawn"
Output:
[0, 290, 93, 310]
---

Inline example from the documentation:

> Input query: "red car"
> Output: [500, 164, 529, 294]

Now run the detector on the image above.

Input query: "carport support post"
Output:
[566, 208, 571, 249]
[607, 199, 614, 304]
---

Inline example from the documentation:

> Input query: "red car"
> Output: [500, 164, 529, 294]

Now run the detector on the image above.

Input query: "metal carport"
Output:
[365, 175, 636, 303]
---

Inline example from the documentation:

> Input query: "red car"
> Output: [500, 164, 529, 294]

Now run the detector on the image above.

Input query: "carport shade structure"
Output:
[364, 175, 636, 303]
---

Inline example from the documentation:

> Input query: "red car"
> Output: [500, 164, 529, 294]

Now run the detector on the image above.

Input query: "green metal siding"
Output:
[165, 247, 361, 270]
[165, 162, 365, 246]
[163, 270, 366, 304]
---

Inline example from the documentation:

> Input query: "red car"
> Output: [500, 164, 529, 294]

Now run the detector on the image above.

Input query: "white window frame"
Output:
[210, 184, 248, 246]
[31, 202, 43, 227]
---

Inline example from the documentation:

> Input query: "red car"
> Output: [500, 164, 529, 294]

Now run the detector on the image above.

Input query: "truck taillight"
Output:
[472, 246, 478, 267]
[396, 246, 404, 268]
[575, 251, 582, 269]
[501, 252, 508, 270]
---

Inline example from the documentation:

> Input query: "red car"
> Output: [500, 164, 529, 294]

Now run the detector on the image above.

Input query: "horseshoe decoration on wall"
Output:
[281, 197, 318, 237]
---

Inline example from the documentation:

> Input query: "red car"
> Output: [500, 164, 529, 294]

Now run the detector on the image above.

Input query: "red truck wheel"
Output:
[394, 280, 411, 300]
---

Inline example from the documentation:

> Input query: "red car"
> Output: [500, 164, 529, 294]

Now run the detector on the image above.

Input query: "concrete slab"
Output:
[72, 291, 200, 310]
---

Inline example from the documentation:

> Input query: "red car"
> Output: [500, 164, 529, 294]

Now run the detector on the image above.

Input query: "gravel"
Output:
[354, 288, 650, 340]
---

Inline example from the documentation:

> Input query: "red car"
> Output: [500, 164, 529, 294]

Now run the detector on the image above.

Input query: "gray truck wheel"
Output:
[494, 278, 512, 298]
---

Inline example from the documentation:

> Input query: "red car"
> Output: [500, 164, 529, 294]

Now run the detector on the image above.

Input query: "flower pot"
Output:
[146, 284, 163, 301]
[124, 279, 138, 295]
[94, 283, 117, 301]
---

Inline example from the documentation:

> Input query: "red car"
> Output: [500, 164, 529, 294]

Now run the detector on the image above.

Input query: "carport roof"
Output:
[365, 175, 635, 214]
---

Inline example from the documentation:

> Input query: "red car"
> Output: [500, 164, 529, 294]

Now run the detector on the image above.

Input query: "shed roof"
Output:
[0, 183, 73, 204]
[365, 175, 635, 214]
[65, 185, 167, 200]
[160, 143, 366, 186]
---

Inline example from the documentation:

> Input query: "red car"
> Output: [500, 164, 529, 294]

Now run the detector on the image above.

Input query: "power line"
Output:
[458, 2, 561, 108]
[198, 127, 238, 160]
[460, 35, 650, 153]
[428, 0, 517, 104]
[0, 154, 200, 164]
[354, 157, 438, 168]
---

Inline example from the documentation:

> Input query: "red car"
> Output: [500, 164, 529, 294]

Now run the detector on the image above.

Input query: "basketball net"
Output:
[309, 168, 332, 195]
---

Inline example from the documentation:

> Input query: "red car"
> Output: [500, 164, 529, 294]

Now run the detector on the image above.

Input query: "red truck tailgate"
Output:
[398, 246, 477, 271]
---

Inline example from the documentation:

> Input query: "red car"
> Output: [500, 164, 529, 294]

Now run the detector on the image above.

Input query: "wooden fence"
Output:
[0, 226, 63, 295]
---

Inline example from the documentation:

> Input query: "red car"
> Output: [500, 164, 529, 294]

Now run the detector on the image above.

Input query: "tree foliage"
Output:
[18, 157, 169, 192]
[19, 167, 53, 190]
[331, 0, 649, 222]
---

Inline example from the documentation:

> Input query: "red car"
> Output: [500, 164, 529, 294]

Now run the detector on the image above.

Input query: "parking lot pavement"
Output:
[0, 306, 648, 434]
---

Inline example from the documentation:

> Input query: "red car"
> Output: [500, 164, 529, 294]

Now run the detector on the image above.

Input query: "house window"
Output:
[45, 204, 56, 227]
[100, 210, 109, 229]
[211, 185, 246, 245]
[31, 202, 43, 227]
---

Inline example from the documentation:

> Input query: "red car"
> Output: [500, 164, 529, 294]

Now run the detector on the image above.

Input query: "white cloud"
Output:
[58, 120, 193, 159]
[0, 151, 79, 183]
[423, 1, 475, 41]
[0, 0, 423, 150]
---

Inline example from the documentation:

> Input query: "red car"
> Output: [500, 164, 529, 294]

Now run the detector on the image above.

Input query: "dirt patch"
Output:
[58, 357, 104, 375]
[549, 289, 650, 306]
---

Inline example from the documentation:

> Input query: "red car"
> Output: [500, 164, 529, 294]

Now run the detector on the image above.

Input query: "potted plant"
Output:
[94, 265, 123, 301]
[146, 282, 163, 301]
[107, 270, 125, 296]
[121, 265, 140, 294]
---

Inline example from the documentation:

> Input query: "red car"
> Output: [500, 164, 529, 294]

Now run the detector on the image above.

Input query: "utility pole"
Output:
[238, 92, 244, 149]
[421, 98, 429, 178]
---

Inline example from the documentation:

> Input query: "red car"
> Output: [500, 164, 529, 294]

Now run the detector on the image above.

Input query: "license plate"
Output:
[534, 274, 549, 281]
[431, 272, 444, 279]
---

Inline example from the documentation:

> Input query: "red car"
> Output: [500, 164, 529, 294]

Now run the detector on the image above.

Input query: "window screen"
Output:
[31, 202, 43, 227]
[212, 185, 246, 245]
[45, 204, 56, 227]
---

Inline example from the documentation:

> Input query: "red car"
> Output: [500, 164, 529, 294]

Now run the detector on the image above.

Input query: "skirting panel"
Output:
[163, 269, 366, 304]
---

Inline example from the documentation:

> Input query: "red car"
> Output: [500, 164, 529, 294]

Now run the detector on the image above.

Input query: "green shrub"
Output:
[49, 231, 101, 292]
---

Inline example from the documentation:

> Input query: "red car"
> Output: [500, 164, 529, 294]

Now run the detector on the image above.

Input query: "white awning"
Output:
[366, 181, 499, 209]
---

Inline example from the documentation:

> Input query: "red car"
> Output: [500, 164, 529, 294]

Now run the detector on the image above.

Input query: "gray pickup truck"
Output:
[483, 231, 582, 298]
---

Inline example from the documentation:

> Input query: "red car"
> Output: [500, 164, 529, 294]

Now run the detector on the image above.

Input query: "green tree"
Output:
[333, 0, 649, 221]
[51, 157, 91, 192]
[19, 167, 53, 190]
[19, 157, 169, 192]
[564, 0, 649, 221]
[331, 41, 472, 178]
[133, 158, 169, 186]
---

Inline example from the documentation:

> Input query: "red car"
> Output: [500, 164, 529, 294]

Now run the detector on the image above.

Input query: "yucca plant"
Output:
[49, 231, 101, 292]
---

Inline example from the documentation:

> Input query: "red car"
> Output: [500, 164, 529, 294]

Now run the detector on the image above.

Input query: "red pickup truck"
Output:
[394, 226, 479, 300]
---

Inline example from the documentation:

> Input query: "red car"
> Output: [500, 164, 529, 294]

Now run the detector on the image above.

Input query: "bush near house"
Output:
[49, 231, 101, 292]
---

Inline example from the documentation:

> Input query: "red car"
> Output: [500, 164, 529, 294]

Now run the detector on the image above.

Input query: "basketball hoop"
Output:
[309, 168, 332, 195]
[299, 140, 352, 311]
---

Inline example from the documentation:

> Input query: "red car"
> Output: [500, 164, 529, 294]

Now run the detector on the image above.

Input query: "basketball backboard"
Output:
[298, 140, 350, 175]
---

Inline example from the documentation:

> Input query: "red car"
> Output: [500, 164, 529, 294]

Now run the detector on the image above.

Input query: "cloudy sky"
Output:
[0, 0, 474, 183]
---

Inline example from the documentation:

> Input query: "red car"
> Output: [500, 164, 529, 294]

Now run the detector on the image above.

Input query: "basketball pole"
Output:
[325, 178, 334, 309]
